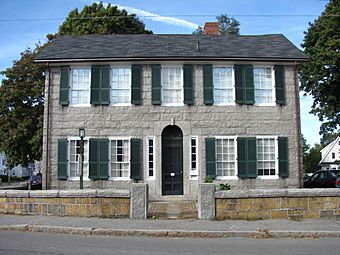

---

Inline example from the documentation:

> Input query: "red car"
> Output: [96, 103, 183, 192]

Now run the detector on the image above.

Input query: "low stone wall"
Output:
[215, 189, 340, 220]
[0, 189, 131, 218]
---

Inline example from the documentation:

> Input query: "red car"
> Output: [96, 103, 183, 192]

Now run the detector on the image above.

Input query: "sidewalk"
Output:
[0, 214, 339, 238]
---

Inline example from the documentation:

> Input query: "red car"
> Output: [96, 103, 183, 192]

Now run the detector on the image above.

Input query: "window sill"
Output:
[256, 175, 279, 180]
[161, 103, 184, 106]
[69, 104, 91, 107]
[254, 103, 276, 107]
[67, 178, 91, 181]
[108, 177, 131, 181]
[213, 103, 236, 106]
[110, 103, 132, 106]
[215, 176, 238, 180]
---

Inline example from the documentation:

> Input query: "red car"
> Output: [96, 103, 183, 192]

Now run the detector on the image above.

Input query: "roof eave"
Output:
[35, 56, 308, 64]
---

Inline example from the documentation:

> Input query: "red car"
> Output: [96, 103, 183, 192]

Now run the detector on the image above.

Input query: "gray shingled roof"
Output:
[35, 34, 307, 62]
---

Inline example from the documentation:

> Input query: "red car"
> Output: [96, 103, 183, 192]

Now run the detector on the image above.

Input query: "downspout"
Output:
[293, 62, 302, 188]
[45, 63, 51, 190]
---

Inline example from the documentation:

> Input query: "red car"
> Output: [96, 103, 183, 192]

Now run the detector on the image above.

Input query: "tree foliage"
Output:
[0, 47, 45, 167]
[58, 2, 152, 35]
[192, 14, 240, 35]
[299, 0, 340, 135]
[0, 2, 152, 167]
[216, 14, 240, 35]
[303, 143, 322, 173]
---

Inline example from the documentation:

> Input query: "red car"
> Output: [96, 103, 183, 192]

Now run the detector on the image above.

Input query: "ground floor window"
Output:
[216, 137, 237, 178]
[190, 136, 198, 179]
[257, 137, 277, 176]
[68, 139, 89, 179]
[147, 136, 155, 179]
[110, 139, 130, 178]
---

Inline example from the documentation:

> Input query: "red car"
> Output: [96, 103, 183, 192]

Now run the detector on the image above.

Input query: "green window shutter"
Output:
[59, 67, 69, 106]
[244, 65, 255, 105]
[247, 137, 257, 178]
[275, 65, 285, 105]
[98, 139, 109, 180]
[91, 66, 110, 105]
[131, 65, 142, 105]
[130, 138, 141, 180]
[237, 137, 247, 178]
[89, 139, 99, 179]
[183, 64, 193, 105]
[205, 138, 216, 179]
[89, 139, 109, 180]
[151, 64, 161, 105]
[203, 65, 213, 105]
[278, 137, 289, 177]
[237, 137, 257, 178]
[235, 65, 254, 105]
[57, 139, 68, 180]
[100, 66, 110, 105]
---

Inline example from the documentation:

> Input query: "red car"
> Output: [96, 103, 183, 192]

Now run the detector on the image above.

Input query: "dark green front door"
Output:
[162, 126, 183, 195]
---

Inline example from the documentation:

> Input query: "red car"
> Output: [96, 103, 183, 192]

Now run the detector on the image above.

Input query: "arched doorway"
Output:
[162, 125, 183, 195]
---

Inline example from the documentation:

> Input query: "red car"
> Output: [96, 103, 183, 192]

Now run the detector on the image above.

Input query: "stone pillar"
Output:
[198, 183, 216, 219]
[130, 184, 148, 219]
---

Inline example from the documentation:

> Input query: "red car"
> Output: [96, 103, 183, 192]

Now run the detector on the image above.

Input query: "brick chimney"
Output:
[203, 22, 220, 35]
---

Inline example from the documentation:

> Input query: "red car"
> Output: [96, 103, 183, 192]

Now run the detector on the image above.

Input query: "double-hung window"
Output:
[216, 137, 237, 178]
[111, 67, 131, 105]
[110, 139, 130, 179]
[213, 66, 234, 104]
[70, 68, 91, 105]
[162, 66, 183, 105]
[254, 67, 275, 105]
[257, 137, 277, 177]
[68, 139, 89, 179]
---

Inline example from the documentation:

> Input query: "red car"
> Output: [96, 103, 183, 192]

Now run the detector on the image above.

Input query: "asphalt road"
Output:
[0, 231, 339, 255]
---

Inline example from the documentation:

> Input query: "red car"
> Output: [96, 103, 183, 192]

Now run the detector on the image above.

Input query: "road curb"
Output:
[1, 224, 340, 239]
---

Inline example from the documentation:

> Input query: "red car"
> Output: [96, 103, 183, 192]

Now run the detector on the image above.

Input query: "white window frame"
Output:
[253, 66, 276, 106]
[215, 136, 238, 180]
[213, 65, 235, 106]
[109, 137, 131, 180]
[256, 136, 279, 180]
[110, 66, 132, 106]
[190, 136, 199, 180]
[161, 65, 184, 106]
[69, 67, 91, 107]
[146, 136, 156, 180]
[67, 137, 90, 181]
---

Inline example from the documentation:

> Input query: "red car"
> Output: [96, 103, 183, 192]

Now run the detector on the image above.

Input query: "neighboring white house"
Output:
[0, 152, 36, 177]
[319, 137, 340, 170]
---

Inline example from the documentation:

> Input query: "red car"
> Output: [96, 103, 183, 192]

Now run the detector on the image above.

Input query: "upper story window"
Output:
[254, 67, 275, 105]
[111, 67, 131, 105]
[332, 152, 335, 159]
[70, 68, 91, 105]
[161, 66, 183, 105]
[213, 66, 234, 105]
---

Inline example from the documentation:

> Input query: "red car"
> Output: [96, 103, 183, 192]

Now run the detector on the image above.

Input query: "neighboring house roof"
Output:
[35, 34, 307, 63]
[319, 136, 340, 165]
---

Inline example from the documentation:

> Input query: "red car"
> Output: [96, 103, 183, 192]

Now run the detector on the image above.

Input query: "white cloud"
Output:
[108, 3, 199, 29]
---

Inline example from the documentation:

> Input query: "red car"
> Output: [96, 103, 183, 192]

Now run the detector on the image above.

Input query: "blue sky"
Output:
[0, 0, 329, 146]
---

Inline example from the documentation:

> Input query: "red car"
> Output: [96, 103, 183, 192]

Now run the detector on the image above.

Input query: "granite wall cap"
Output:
[5, 190, 30, 198]
[29, 190, 59, 198]
[0, 191, 6, 198]
[58, 189, 97, 197]
[96, 189, 130, 198]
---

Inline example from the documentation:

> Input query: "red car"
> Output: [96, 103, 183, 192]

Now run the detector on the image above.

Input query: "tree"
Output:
[303, 144, 322, 173]
[216, 14, 240, 35]
[192, 14, 240, 35]
[58, 2, 152, 35]
[192, 26, 203, 35]
[299, 0, 340, 136]
[0, 2, 152, 167]
[0, 46, 45, 168]
[301, 134, 311, 161]
[320, 132, 339, 146]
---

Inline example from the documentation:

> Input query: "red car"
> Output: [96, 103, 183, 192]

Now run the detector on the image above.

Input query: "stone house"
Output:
[319, 136, 340, 170]
[36, 23, 307, 198]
